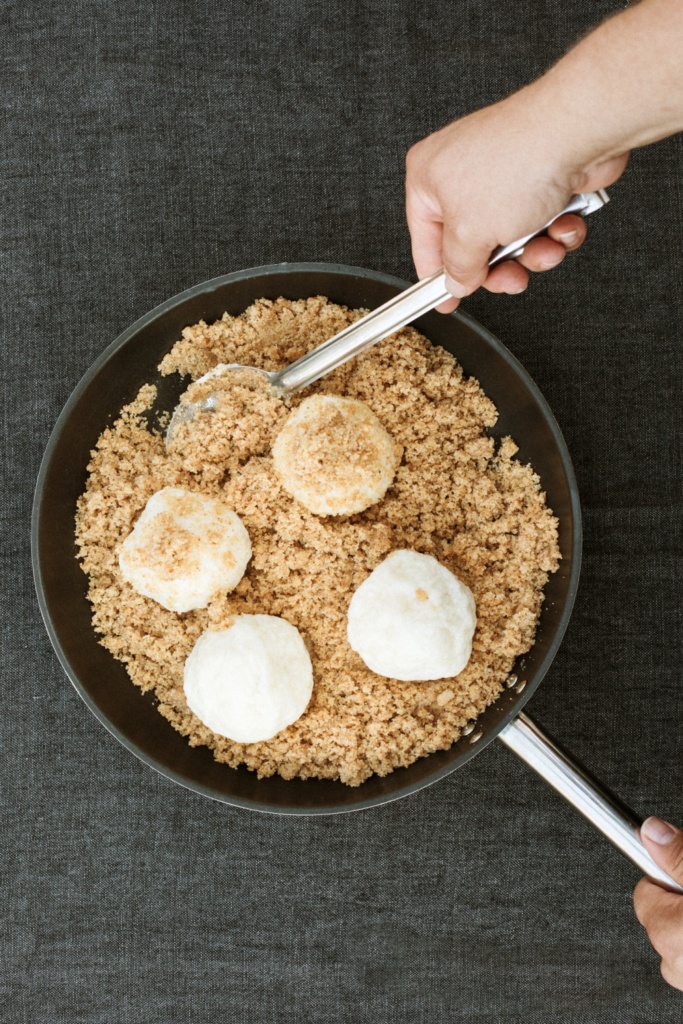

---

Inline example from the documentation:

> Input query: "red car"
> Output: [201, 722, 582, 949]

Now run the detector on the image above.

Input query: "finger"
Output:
[581, 151, 630, 193]
[634, 877, 683, 944]
[640, 866, 683, 995]
[515, 236, 567, 273]
[434, 295, 460, 314]
[405, 163, 445, 280]
[513, 213, 587, 273]
[547, 213, 587, 251]
[405, 207, 456, 313]
[483, 261, 529, 295]
[641, 817, 683, 887]
[634, 876, 659, 928]
[407, 202, 445, 282]
[411, 220, 460, 312]
[441, 223, 492, 299]
[661, 957, 683, 993]
[406, 188, 461, 312]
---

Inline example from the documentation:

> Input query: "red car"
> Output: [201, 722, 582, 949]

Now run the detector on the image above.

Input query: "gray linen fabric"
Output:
[3, 0, 683, 1020]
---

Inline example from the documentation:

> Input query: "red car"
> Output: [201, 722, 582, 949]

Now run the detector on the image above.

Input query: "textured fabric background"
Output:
[3, 0, 683, 1020]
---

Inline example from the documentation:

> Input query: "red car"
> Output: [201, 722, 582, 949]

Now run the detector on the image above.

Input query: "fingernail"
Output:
[558, 229, 579, 244]
[539, 257, 561, 270]
[444, 276, 469, 299]
[641, 816, 677, 845]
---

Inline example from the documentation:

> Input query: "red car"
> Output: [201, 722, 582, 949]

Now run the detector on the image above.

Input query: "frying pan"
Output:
[31, 262, 680, 891]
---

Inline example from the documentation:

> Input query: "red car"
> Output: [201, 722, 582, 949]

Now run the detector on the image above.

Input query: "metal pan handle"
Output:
[498, 712, 683, 893]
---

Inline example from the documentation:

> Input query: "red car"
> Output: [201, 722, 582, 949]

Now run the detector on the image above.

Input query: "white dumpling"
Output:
[347, 549, 476, 681]
[184, 615, 313, 743]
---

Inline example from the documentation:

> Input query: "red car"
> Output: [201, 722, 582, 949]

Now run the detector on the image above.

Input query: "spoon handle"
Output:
[273, 190, 609, 395]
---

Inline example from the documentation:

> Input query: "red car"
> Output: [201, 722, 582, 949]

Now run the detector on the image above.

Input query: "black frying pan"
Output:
[31, 263, 678, 890]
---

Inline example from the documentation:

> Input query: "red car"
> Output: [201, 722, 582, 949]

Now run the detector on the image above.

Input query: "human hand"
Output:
[634, 817, 683, 990]
[405, 88, 628, 311]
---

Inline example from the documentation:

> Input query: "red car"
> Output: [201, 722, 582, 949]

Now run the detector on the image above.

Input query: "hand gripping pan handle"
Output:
[499, 713, 683, 893]
[274, 190, 610, 394]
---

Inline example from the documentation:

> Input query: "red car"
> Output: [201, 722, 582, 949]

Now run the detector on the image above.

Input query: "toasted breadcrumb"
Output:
[75, 296, 560, 786]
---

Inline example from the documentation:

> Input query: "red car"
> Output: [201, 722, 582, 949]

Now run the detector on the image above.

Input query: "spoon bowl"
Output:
[166, 363, 275, 440]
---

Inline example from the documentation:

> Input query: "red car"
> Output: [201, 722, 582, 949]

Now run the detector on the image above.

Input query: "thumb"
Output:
[640, 817, 683, 885]
[441, 223, 492, 299]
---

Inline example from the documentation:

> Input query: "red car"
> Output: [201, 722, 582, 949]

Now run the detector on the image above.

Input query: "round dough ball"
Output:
[272, 395, 400, 516]
[347, 550, 476, 681]
[184, 615, 314, 743]
[119, 486, 251, 613]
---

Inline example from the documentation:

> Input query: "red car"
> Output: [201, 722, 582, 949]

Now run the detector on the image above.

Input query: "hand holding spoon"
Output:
[167, 190, 609, 442]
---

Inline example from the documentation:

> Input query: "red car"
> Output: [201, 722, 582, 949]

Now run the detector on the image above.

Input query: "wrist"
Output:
[494, 84, 595, 193]
[503, 78, 634, 208]
[521, 0, 683, 176]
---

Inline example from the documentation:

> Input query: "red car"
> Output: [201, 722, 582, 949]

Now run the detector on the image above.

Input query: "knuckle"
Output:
[444, 260, 487, 291]
[451, 221, 481, 250]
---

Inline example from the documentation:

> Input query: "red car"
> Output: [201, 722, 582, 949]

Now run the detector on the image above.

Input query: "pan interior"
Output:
[32, 263, 581, 814]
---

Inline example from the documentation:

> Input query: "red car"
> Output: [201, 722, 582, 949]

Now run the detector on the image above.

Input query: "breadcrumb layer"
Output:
[75, 296, 560, 786]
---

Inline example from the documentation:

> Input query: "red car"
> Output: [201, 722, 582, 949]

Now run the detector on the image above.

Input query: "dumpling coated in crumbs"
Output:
[119, 486, 251, 613]
[272, 395, 401, 516]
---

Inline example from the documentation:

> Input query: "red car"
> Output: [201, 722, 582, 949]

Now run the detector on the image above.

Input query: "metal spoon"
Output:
[166, 190, 609, 442]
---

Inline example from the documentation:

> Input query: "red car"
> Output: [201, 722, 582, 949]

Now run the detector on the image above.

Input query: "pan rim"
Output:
[31, 261, 582, 815]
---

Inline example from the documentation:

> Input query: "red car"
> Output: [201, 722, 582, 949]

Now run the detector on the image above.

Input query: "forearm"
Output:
[405, 0, 683, 300]
[524, 0, 683, 175]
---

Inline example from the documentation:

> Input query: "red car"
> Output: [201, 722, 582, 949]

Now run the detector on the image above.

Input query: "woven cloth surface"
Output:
[2, 1, 682, 1020]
